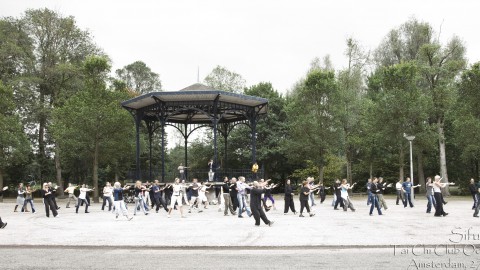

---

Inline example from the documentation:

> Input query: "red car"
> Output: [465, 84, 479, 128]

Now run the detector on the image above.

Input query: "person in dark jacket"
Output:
[41, 183, 58, 218]
[250, 180, 274, 226]
[316, 183, 329, 204]
[369, 178, 382, 216]
[299, 180, 315, 217]
[333, 179, 344, 210]
[284, 179, 297, 215]
[229, 178, 239, 212]
[0, 186, 8, 228]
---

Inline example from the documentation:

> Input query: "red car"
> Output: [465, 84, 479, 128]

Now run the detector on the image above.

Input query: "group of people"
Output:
[0, 173, 468, 230]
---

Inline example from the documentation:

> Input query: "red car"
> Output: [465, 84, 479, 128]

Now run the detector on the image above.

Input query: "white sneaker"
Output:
[167, 214, 171, 218]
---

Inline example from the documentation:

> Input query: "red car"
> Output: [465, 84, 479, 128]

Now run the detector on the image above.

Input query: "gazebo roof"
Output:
[121, 83, 268, 124]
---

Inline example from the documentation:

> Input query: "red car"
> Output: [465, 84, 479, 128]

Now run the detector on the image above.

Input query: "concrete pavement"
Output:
[1, 195, 479, 248]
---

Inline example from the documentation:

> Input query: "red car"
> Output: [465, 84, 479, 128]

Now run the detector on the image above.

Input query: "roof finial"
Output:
[197, 66, 200, 83]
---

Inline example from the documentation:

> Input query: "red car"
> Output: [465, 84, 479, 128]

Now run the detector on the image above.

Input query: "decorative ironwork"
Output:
[122, 84, 268, 182]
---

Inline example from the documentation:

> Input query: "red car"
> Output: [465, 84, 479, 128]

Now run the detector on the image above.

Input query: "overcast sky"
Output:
[1, 0, 479, 94]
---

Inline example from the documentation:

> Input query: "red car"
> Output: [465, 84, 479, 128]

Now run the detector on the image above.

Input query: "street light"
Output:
[404, 133, 415, 199]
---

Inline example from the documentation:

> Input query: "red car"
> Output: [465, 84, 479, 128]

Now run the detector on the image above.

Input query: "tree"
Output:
[286, 70, 338, 183]
[453, 62, 480, 180]
[52, 56, 134, 202]
[115, 61, 162, 94]
[204, 65, 246, 93]
[335, 38, 369, 183]
[418, 36, 466, 192]
[19, 8, 101, 193]
[0, 81, 30, 200]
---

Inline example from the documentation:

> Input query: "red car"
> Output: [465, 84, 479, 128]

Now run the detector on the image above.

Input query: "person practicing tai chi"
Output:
[402, 177, 421, 208]
[101, 182, 114, 211]
[64, 183, 78, 208]
[113, 182, 133, 221]
[14, 183, 26, 212]
[41, 183, 58, 218]
[263, 182, 278, 210]
[76, 184, 94, 214]
[23, 184, 36, 214]
[250, 180, 274, 227]
[284, 179, 297, 215]
[425, 177, 436, 214]
[433, 175, 454, 217]
[221, 177, 236, 216]
[316, 182, 329, 204]
[299, 180, 316, 217]
[188, 178, 202, 213]
[236, 176, 252, 218]
[168, 178, 187, 218]
[340, 179, 356, 212]
[395, 179, 405, 205]
[178, 163, 188, 180]
[0, 186, 8, 228]
[369, 178, 382, 216]
[377, 177, 390, 210]
[133, 181, 149, 216]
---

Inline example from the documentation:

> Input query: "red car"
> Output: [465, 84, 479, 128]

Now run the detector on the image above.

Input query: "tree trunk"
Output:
[38, 92, 46, 179]
[369, 162, 373, 179]
[115, 171, 119, 182]
[399, 145, 405, 181]
[438, 118, 450, 195]
[318, 165, 325, 183]
[346, 149, 353, 184]
[54, 145, 64, 197]
[93, 142, 99, 203]
[0, 168, 4, 202]
[417, 150, 426, 193]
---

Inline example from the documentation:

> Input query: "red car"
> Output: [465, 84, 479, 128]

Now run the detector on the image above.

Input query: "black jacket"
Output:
[285, 184, 293, 197]
[371, 183, 381, 194]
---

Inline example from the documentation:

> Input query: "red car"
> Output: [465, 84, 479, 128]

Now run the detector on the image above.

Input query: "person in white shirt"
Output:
[395, 180, 405, 205]
[198, 182, 212, 209]
[340, 179, 356, 212]
[433, 175, 454, 217]
[76, 184, 93, 214]
[101, 182, 114, 211]
[168, 178, 186, 218]
[64, 183, 78, 208]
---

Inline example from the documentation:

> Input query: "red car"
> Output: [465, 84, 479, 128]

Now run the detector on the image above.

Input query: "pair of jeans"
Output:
[23, 199, 36, 213]
[404, 192, 414, 207]
[367, 191, 373, 205]
[134, 196, 148, 215]
[237, 193, 251, 217]
[426, 194, 436, 213]
[154, 196, 168, 212]
[369, 195, 382, 215]
[309, 192, 315, 206]
[76, 198, 89, 213]
[102, 196, 113, 211]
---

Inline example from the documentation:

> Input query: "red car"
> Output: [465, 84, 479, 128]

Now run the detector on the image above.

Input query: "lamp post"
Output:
[404, 134, 415, 199]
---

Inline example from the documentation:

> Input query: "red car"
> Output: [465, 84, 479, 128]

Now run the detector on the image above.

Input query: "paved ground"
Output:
[1, 195, 480, 269]
[2, 246, 476, 270]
